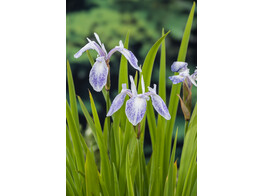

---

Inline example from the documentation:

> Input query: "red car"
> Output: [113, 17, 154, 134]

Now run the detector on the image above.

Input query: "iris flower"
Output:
[74, 33, 141, 92]
[107, 75, 171, 126]
[169, 61, 197, 88]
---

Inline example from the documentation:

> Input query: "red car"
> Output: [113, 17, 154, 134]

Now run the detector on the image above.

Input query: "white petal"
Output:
[125, 96, 147, 126]
[74, 42, 93, 58]
[148, 85, 171, 120]
[94, 32, 102, 46]
[106, 84, 131, 116]
[107, 43, 141, 72]
[171, 61, 188, 73]
[169, 75, 186, 84]
[89, 57, 108, 92]
[129, 75, 137, 96]
[141, 75, 145, 94]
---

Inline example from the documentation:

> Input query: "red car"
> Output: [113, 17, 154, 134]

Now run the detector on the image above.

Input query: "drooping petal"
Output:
[191, 69, 197, 81]
[148, 85, 171, 120]
[129, 75, 137, 96]
[74, 42, 94, 58]
[171, 61, 188, 73]
[89, 57, 108, 92]
[106, 84, 131, 116]
[186, 75, 197, 88]
[107, 41, 141, 72]
[169, 75, 186, 84]
[125, 96, 147, 126]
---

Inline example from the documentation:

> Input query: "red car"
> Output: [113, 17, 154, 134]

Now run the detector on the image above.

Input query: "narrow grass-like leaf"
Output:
[126, 149, 135, 196]
[176, 103, 197, 196]
[85, 147, 100, 196]
[67, 61, 80, 131]
[164, 129, 178, 196]
[78, 96, 97, 143]
[113, 164, 120, 196]
[88, 91, 112, 194]
[66, 101, 85, 174]
[165, 2, 196, 180]
[86, 50, 95, 66]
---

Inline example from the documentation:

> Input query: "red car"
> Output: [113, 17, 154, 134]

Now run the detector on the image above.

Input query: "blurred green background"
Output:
[66, 0, 197, 162]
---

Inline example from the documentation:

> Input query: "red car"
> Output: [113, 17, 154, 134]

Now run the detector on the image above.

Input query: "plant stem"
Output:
[136, 123, 141, 139]
[184, 120, 189, 136]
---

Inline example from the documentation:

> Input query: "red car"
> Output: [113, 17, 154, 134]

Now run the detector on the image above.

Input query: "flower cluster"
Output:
[74, 33, 197, 126]
[169, 61, 197, 88]
[107, 75, 171, 126]
[74, 33, 141, 92]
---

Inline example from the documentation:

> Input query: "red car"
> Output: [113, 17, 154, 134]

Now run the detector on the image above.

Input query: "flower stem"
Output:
[136, 123, 141, 139]
[184, 120, 189, 136]
[105, 60, 111, 91]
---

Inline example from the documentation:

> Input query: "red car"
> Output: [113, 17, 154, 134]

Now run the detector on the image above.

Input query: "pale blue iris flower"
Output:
[74, 33, 141, 92]
[107, 75, 171, 126]
[169, 61, 197, 88]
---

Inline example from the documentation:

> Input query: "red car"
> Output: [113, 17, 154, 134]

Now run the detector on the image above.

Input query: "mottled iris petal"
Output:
[106, 84, 131, 116]
[171, 61, 188, 73]
[74, 42, 94, 58]
[169, 75, 186, 84]
[89, 57, 108, 92]
[148, 85, 171, 120]
[129, 75, 137, 96]
[187, 75, 197, 88]
[125, 96, 147, 126]
[191, 69, 197, 81]
[107, 41, 141, 72]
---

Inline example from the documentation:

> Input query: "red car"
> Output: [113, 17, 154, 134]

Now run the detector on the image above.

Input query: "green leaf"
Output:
[164, 129, 178, 196]
[78, 96, 98, 143]
[66, 101, 85, 174]
[86, 50, 95, 66]
[88, 91, 113, 194]
[67, 60, 80, 131]
[159, 28, 166, 102]
[176, 103, 197, 196]
[85, 147, 100, 196]
[126, 149, 135, 196]
[165, 2, 196, 181]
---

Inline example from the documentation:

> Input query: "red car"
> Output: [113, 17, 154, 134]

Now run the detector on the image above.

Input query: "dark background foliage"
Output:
[66, 0, 197, 162]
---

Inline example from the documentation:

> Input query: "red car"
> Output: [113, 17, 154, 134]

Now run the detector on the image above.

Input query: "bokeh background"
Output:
[66, 0, 197, 163]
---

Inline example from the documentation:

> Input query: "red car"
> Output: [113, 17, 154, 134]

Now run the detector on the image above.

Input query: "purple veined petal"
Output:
[125, 96, 147, 126]
[171, 61, 188, 73]
[89, 57, 108, 92]
[86, 38, 106, 57]
[106, 84, 131, 116]
[107, 41, 141, 72]
[74, 42, 94, 58]
[169, 74, 186, 84]
[129, 75, 137, 96]
[148, 85, 171, 120]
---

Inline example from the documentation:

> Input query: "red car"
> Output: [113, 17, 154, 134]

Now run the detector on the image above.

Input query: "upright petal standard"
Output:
[107, 75, 171, 126]
[169, 61, 197, 87]
[74, 33, 141, 92]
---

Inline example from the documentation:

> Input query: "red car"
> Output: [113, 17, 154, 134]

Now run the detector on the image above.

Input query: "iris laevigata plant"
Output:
[169, 61, 197, 88]
[74, 33, 141, 92]
[107, 75, 171, 126]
